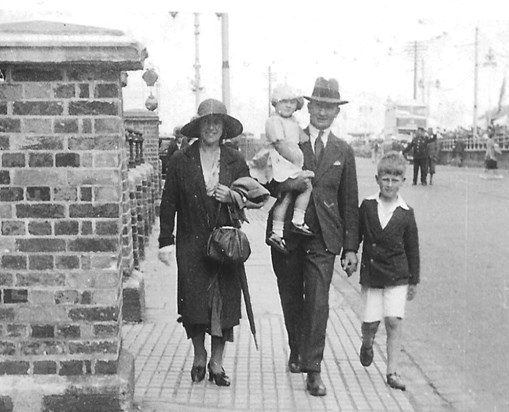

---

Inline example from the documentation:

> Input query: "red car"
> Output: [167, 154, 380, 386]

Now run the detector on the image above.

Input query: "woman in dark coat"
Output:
[158, 99, 249, 386]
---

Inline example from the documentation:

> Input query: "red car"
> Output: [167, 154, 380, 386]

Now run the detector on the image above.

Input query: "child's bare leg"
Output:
[385, 316, 403, 375]
[360, 321, 379, 367]
[292, 178, 312, 226]
[272, 192, 292, 237]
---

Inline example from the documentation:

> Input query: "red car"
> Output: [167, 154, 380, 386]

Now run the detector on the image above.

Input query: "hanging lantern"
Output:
[145, 94, 158, 111]
[142, 68, 158, 87]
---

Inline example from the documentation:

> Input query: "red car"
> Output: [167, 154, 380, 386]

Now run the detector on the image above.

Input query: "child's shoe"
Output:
[359, 344, 374, 367]
[386, 372, 406, 391]
[289, 222, 314, 236]
[266, 232, 289, 255]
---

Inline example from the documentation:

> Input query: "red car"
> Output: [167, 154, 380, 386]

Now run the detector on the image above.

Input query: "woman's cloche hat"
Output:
[181, 98, 243, 140]
[304, 77, 348, 105]
[271, 84, 304, 110]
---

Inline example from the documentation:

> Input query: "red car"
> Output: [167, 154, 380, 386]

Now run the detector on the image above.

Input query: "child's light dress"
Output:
[249, 114, 304, 184]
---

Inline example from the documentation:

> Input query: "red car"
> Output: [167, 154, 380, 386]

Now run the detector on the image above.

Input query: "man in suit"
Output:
[267, 77, 359, 396]
[162, 126, 189, 179]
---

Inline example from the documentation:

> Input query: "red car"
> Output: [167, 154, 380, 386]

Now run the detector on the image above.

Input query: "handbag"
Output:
[206, 201, 251, 264]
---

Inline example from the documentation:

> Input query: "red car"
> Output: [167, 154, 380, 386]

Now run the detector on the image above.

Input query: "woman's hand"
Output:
[213, 184, 233, 203]
[158, 245, 174, 266]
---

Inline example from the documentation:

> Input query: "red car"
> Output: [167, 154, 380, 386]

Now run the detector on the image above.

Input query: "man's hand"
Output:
[158, 245, 174, 266]
[341, 251, 358, 277]
[407, 285, 417, 301]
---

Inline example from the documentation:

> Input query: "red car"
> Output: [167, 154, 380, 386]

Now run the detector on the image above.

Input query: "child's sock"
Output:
[272, 220, 284, 238]
[291, 208, 306, 226]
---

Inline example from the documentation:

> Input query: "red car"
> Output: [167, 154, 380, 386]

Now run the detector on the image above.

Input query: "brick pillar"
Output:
[0, 21, 146, 411]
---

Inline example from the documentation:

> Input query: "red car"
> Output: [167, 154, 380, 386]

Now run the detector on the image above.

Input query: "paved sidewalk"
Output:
[122, 198, 451, 412]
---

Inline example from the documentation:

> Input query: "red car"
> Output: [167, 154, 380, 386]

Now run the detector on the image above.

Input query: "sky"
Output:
[2, 0, 509, 138]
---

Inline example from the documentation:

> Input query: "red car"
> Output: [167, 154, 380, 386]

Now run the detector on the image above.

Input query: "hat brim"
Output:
[304, 96, 349, 105]
[181, 113, 243, 140]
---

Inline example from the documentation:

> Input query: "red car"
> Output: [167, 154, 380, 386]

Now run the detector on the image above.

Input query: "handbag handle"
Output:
[211, 191, 236, 229]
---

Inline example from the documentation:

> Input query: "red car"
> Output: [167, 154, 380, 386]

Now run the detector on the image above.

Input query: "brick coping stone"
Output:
[0, 350, 134, 412]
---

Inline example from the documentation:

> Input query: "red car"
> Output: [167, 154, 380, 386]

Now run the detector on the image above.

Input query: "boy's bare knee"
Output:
[384, 316, 401, 331]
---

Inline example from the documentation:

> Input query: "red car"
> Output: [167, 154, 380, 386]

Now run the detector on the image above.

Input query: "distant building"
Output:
[384, 100, 428, 140]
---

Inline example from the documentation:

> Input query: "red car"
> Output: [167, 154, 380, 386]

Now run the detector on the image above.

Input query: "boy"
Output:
[357, 151, 420, 391]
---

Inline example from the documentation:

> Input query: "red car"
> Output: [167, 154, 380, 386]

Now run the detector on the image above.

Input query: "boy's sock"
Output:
[272, 220, 284, 238]
[291, 208, 306, 226]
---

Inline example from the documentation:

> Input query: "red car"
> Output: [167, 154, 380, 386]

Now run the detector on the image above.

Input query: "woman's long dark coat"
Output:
[159, 142, 250, 329]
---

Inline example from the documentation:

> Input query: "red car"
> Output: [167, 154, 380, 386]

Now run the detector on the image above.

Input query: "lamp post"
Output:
[217, 13, 230, 112]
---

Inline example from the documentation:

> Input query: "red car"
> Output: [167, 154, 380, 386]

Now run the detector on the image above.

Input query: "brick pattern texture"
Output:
[0, 65, 125, 375]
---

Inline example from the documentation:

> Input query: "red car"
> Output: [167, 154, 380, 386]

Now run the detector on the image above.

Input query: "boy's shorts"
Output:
[361, 285, 408, 322]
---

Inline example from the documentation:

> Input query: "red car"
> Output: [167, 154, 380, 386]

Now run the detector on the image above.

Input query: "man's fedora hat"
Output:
[181, 98, 243, 139]
[304, 77, 348, 105]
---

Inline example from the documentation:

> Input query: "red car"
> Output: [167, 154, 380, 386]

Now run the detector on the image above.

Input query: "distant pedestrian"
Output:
[357, 151, 420, 391]
[249, 84, 315, 254]
[427, 129, 439, 185]
[162, 126, 188, 179]
[371, 140, 382, 163]
[481, 131, 503, 179]
[402, 127, 436, 185]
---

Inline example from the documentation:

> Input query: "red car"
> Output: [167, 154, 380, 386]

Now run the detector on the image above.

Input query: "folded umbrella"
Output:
[238, 264, 258, 350]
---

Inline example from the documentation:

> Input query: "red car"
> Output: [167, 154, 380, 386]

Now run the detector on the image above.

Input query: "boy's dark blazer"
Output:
[359, 198, 420, 288]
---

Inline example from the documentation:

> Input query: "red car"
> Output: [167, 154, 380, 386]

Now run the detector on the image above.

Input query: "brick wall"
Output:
[0, 65, 125, 375]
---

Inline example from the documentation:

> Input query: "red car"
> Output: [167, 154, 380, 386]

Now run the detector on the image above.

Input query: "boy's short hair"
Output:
[377, 151, 407, 176]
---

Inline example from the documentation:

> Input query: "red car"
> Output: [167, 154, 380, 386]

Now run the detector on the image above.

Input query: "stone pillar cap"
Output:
[0, 20, 147, 69]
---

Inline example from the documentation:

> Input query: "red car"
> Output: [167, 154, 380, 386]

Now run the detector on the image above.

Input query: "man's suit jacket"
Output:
[267, 129, 359, 255]
[298, 129, 359, 255]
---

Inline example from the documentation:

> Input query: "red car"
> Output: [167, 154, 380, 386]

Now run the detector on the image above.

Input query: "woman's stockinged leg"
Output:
[385, 316, 403, 375]
[209, 335, 226, 372]
[191, 332, 207, 367]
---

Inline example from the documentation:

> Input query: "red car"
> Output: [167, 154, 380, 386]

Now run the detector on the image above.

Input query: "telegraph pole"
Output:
[268, 65, 272, 116]
[193, 13, 202, 111]
[473, 26, 479, 138]
[413, 41, 418, 100]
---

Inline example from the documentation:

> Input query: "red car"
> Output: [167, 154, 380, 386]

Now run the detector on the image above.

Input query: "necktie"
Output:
[314, 130, 324, 163]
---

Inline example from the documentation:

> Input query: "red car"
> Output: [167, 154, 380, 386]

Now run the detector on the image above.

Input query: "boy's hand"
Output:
[341, 251, 358, 277]
[407, 285, 417, 301]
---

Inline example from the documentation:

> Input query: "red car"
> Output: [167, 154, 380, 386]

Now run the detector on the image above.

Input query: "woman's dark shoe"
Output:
[266, 232, 289, 255]
[190, 365, 206, 382]
[289, 222, 314, 236]
[359, 344, 374, 367]
[386, 372, 406, 391]
[208, 363, 231, 387]
[288, 352, 301, 373]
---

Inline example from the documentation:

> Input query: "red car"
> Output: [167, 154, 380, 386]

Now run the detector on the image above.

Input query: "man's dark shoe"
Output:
[306, 372, 326, 396]
[359, 344, 374, 367]
[387, 372, 406, 391]
[288, 353, 301, 373]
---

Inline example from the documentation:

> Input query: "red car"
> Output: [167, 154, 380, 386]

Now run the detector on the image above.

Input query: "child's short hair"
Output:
[377, 151, 407, 176]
